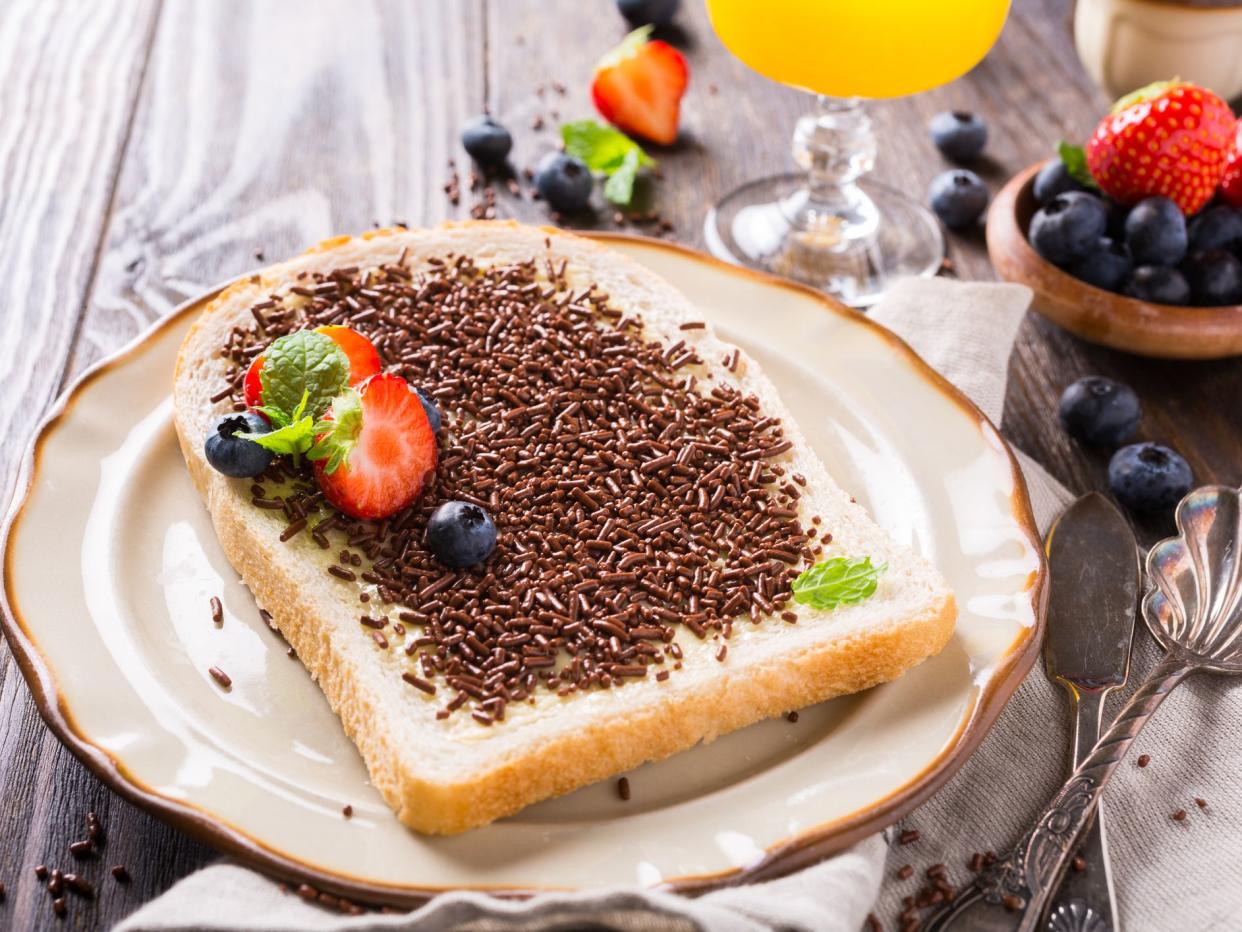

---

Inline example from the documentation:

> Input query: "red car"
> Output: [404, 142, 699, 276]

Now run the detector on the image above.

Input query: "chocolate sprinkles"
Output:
[214, 253, 823, 723]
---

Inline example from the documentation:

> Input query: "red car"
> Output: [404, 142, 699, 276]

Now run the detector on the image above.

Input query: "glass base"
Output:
[704, 173, 944, 308]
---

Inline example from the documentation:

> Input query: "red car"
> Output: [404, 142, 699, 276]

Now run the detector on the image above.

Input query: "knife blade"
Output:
[1042, 492, 1139, 932]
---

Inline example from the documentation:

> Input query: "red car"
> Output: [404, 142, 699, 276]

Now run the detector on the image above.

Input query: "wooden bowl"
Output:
[985, 162, 1242, 359]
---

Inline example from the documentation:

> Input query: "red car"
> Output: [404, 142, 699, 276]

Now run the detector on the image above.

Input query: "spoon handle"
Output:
[923, 653, 1191, 932]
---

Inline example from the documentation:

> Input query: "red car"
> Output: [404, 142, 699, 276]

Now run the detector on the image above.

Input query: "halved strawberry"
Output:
[243, 354, 265, 408]
[243, 326, 380, 409]
[591, 26, 688, 146]
[316, 325, 382, 385]
[1085, 81, 1235, 215]
[312, 374, 437, 520]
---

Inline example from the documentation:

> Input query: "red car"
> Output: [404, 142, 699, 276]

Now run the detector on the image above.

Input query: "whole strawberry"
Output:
[1086, 81, 1235, 216]
[1221, 121, 1242, 208]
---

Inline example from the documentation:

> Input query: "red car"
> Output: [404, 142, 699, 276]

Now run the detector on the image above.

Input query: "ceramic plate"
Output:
[1, 233, 1045, 905]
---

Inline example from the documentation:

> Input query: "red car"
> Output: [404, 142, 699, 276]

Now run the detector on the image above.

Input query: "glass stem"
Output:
[788, 95, 879, 249]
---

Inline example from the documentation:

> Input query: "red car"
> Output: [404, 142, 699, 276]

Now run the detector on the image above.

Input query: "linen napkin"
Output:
[119, 277, 1238, 931]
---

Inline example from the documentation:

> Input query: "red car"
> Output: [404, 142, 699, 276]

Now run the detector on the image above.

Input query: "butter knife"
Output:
[1041, 493, 1139, 932]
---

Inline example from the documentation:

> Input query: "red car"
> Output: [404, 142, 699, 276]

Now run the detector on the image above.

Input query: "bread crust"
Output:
[173, 222, 956, 834]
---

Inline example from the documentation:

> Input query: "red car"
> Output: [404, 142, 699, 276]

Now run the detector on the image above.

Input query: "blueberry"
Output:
[617, 0, 679, 26]
[1066, 237, 1131, 292]
[928, 170, 988, 230]
[535, 152, 593, 213]
[928, 111, 987, 163]
[426, 501, 497, 568]
[1122, 265, 1190, 305]
[204, 412, 273, 478]
[1029, 192, 1108, 265]
[1032, 160, 1085, 206]
[414, 387, 442, 435]
[1188, 205, 1242, 252]
[1182, 248, 1242, 306]
[1124, 196, 1187, 266]
[1058, 376, 1141, 445]
[461, 115, 512, 167]
[1108, 442, 1193, 512]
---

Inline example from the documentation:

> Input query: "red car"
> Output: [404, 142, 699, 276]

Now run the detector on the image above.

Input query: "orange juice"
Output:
[705, 0, 1011, 99]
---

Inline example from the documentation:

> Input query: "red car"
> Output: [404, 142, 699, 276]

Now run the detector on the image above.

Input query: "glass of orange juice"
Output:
[704, 0, 1011, 305]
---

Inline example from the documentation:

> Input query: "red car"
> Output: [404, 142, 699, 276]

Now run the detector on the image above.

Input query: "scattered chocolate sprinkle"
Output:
[208, 666, 232, 689]
[111, 865, 130, 883]
[52, 897, 66, 918]
[898, 829, 920, 845]
[213, 254, 819, 723]
[1195, 797, 1208, 809]
[617, 777, 631, 801]
[86, 810, 102, 843]
[35, 865, 48, 881]
[897, 864, 913, 880]
[786, 711, 799, 723]
[342, 804, 353, 818]
[968, 852, 984, 872]
[48, 869, 63, 896]
[1071, 855, 1086, 872]
[68, 840, 93, 858]
[679, 321, 705, 330]
[1173, 808, 1187, 822]
[63, 874, 94, 899]
[1137, 754, 1150, 767]
[1001, 894, 1024, 911]
[210, 595, 223, 625]
[297, 883, 318, 902]
[865, 913, 881, 932]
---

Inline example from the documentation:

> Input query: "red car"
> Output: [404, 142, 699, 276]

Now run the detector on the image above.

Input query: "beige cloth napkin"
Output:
[118, 278, 1239, 931]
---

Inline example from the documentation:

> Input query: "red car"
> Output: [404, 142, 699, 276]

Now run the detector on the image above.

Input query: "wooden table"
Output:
[2, 0, 1237, 926]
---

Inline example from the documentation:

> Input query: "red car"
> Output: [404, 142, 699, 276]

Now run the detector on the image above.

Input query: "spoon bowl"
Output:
[1144, 486, 1242, 673]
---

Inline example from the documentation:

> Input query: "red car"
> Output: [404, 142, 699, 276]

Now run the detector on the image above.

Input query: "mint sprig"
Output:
[1057, 141, 1098, 190]
[791, 556, 886, 611]
[561, 120, 654, 207]
[240, 389, 331, 465]
[259, 329, 350, 420]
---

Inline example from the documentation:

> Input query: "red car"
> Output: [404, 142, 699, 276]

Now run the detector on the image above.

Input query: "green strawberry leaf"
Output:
[308, 388, 364, 475]
[790, 556, 886, 611]
[561, 119, 653, 208]
[1057, 141, 1098, 190]
[258, 330, 350, 421]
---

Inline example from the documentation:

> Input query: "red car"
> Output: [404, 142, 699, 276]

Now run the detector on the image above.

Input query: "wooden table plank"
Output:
[0, 1, 169, 928]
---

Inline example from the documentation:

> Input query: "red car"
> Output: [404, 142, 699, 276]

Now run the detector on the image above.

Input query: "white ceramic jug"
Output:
[1074, 0, 1242, 100]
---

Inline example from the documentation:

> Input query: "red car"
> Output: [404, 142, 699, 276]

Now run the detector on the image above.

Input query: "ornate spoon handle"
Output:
[923, 653, 1192, 932]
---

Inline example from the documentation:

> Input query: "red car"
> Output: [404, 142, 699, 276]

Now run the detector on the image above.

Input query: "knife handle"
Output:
[1046, 687, 1118, 932]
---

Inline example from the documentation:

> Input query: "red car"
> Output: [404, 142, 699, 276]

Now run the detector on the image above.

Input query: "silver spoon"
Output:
[925, 485, 1242, 932]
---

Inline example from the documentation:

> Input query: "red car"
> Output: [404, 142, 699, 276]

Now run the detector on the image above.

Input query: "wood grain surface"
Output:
[2, 0, 1239, 926]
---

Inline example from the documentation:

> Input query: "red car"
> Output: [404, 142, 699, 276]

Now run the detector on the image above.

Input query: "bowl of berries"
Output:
[986, 80, 1242, 359]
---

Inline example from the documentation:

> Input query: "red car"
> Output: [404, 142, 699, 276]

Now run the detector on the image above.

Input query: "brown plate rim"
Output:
[0, 228, 1047, 907]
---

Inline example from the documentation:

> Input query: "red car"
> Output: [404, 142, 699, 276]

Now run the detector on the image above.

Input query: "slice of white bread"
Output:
[172, 221, 955, 834]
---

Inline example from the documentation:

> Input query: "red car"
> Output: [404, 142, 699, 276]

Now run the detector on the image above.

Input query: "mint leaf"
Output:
[561, 119, 653, 207]
[240, 415, 316, 459]
[791, 557, 885, 611]
[562, 120, 653, 173]
[1057, 141, 1098, 190]
[603, 148, 642, 206]
[308, 389, 364, 475]
[259, 330, 350, 420]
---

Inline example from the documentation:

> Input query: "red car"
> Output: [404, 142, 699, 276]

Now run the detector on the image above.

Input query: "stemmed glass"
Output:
[703, 0, 1011, 306]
